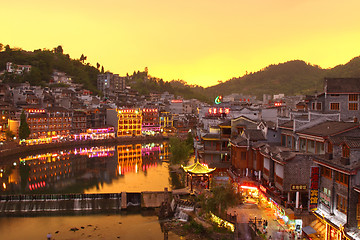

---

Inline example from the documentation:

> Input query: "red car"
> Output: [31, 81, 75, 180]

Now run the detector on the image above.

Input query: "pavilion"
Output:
[181, 161, 216, 192]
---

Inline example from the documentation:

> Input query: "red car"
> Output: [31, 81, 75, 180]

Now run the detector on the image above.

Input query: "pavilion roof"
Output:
[181, 161, 216, 174]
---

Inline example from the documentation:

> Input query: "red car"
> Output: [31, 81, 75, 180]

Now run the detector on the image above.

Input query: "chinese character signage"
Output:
[290, 184, 307, 191]
[309, 166, 320, 210]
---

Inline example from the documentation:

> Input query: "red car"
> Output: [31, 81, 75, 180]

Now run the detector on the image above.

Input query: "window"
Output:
[241, 152, 247, 161]
[281, 134, 286, 147]
[300, 138, 306, 152]
[337, 194, 347, 214]
[312, 102, 322, 110]
[349, 103, 358, 110]
[327, 142, 333, 153]
[342, 145, 350, 158]
[330, 103, 340, 110]
[349, 94, 358, 101]
[335, 172, 349, 186]
[275, 175, 283, 185]
[308, 140, 315, 153]
[321, 166, 332, 179]
[316, 142, 324, 154]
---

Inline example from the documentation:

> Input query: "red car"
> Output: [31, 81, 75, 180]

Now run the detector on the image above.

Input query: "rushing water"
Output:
[0, 141, 183, 240]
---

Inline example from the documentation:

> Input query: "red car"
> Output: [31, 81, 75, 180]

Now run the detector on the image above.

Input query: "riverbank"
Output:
[0, 135, 168, 159]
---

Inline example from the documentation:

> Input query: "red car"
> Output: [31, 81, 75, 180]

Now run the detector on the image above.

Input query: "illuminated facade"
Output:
[159, 111, 174, 133]
[25, 107, 72, 139]
[117, 109, 142, 137]
[142, 108, 160, 135]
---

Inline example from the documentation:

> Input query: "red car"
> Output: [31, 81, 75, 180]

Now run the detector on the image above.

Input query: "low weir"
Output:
[0, 190, 176, 216]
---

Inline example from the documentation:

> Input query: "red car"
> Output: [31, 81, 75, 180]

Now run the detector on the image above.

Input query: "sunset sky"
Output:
[2, 0, 360, 87]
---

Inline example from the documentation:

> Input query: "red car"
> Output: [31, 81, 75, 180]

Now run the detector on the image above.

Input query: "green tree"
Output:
[19, 111, 30, 140]
[198, 183, 242, 216]
[54, 45, 63, 54]
[80, 54, 87, 63]
[5, 129, 15, 141]
[169, 137, 193, 165]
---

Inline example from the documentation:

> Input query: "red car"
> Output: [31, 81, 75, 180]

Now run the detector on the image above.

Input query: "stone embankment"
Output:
[0, 135, 168, 159]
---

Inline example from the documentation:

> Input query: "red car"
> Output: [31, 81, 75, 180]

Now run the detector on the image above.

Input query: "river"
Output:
[0, 141, 183, 240]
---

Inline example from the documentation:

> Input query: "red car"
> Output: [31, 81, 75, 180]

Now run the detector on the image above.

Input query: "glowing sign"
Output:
[215, 96, 222, 104]
[274, 102, 282, 107]
[208, 108, 230, 115]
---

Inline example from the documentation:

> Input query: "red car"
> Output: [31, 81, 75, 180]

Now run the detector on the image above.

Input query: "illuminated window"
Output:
[349, 94, 358, 101]
[349, 103, 358, 110]
[330, 103, 340, 111]
[337, 194, 347, 214]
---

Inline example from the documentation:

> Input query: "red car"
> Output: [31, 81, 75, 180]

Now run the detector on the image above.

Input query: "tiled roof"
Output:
[325, 78, 360, 93]
[279, 120, 293, 129]
[245, 129, 266, 141]
[330, 136, 360, 148]
[219, 120, 231, 127]
[202, 133, 220, 139]
[231, 136, 247, 146]
[298, 121, 359, 137]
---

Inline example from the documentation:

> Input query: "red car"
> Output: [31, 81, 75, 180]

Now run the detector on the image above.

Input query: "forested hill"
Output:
[1, 44, 360, 102]
[0, 44, 209, 102]
[0, 45, 101, 94]
[204, 57, 360, 99]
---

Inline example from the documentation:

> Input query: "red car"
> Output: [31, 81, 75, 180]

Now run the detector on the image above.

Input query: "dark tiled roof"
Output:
[219, 120, 231, 127]
[245, 129, 266, 141]
[298, 121, 359, 137]
[279, 120, 293, 129]
[231, 136, 247, 146]
[325, 78, 360, 93]
[343, 137, 360, 148]
[202, 133, 220, 140]
[330, 136, 360, 148]
[265, 121, 276, 129]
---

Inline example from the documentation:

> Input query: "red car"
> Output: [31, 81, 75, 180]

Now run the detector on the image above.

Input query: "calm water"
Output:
[1, 142, 172, 194]
[0, 213, 181, 240]
[0, 141, 183, 240]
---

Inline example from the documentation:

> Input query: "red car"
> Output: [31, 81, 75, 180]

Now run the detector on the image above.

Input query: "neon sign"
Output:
[215, 96, 222, 104]
[208, 108, 230, 115]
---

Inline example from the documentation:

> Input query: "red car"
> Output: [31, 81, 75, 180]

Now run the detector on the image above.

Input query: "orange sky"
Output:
[2, 0, 360, 87]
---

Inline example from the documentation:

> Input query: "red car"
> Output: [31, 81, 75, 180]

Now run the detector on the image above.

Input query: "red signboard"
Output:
[309, 166, 320, 210]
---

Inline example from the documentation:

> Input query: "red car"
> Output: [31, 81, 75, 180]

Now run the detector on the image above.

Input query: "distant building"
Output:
[6, 62, 31, 75]
[307, 78, 360, 122]
[97, 72, 126, 99]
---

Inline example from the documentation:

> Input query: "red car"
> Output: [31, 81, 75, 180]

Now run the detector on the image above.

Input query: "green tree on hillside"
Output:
[19, 111, 30, 140]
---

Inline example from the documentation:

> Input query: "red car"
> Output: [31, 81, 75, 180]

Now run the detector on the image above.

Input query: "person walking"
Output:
[47, 233, 52, 240]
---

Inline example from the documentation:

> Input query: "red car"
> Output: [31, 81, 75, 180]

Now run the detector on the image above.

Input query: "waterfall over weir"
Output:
[0, 193, 122, 216]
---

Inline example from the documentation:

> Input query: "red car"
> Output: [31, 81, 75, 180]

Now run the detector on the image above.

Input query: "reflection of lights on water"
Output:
[2, 183, 6, 189]
[118, 166, 122, 175]
[135, 164, 138, 173]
